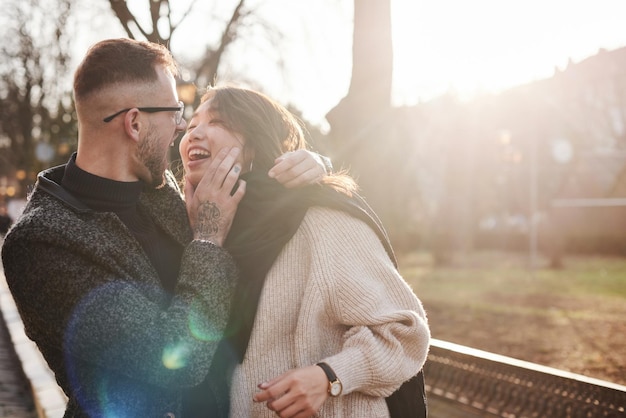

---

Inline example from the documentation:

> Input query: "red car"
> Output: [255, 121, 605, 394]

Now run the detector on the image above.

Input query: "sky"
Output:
[391, 0, 626, 103]
[72, 0, 626, 129]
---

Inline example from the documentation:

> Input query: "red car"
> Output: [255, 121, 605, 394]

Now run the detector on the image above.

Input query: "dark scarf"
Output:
[183, 171, 425, 418]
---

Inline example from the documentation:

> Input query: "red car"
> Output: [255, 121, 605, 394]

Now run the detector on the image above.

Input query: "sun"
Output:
[390, 0, 626, 106]
[391, 0, 533, 105]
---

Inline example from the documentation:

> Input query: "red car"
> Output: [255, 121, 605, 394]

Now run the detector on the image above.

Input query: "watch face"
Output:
[330, 381, 342, 396]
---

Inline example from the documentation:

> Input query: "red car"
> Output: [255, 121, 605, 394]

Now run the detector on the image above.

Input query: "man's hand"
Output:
[253, 365, 329, 418]
[184, 147, 245, 246]
[268, 149, 329, 189]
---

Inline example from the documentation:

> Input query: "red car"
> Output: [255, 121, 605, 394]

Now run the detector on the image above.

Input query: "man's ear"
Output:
[124, 109, 142, 143]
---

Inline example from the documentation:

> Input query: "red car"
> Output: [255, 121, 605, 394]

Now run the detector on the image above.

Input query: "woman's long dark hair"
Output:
[201, 85, 357, 194]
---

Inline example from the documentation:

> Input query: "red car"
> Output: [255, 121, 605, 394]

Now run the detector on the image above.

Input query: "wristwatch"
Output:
[316, 362, 343, 397]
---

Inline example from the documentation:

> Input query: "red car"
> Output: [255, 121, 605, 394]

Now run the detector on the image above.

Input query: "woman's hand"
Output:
[253, 365, 330, 418]
[268, 150, 329, 189]
[184, 147, 246, 246]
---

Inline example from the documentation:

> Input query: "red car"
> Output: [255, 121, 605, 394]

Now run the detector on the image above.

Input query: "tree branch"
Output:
[108, 0, 150, 40]
[195, 0, 248, 83]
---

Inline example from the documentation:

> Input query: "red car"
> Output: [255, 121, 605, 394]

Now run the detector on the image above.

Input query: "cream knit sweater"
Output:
[229, 207, 430, 417]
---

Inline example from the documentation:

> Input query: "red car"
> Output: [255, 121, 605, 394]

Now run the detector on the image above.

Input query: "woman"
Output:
[179, 85, 430, 418]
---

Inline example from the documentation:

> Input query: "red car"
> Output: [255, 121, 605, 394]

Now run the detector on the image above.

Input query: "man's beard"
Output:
[138, 124, 167, 188]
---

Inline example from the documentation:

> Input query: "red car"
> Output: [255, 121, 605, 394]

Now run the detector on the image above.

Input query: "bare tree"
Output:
[109, 0, 198, 44]
[326, 0, 393, 141]
[107, 0, 261, 93]
[0, 0, 75, 197]
[106, 0, 292, 168]
[326, 0, 416, 242]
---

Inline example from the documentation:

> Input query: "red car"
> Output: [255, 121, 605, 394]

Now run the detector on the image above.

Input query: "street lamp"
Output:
[177, 81, 197, 107]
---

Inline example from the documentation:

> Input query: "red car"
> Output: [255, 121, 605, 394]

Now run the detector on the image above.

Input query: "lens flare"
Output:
[187, 297, 224, 342]
[162, 341, 191, 369]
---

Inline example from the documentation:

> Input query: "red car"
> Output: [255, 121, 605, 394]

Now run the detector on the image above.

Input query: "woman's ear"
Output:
[244, 147, 256, 172]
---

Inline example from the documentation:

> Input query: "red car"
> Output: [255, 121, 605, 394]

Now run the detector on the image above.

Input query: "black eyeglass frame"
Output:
[103, 101, 184, 124]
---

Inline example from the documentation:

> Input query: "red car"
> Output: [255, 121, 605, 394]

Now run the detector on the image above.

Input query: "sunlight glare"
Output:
[72, 0, 626, 126]
[391, 0, 626, 105]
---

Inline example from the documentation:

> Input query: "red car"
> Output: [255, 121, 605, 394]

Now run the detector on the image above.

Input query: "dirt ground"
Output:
[424, 295, 626, 385]
[400, 252, 626, 386]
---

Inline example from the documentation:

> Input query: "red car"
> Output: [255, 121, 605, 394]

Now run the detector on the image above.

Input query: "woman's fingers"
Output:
[186, 147, 245, 244]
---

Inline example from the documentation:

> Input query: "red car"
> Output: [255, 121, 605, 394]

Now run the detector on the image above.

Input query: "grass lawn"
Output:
[398, 250, 626, 386]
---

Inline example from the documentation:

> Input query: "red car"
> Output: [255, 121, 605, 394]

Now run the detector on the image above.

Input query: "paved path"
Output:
[0, 276, 36, 417]
[0, 233, 37, 417]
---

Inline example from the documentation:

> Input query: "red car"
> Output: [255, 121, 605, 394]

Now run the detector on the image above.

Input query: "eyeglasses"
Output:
[103, 101, 185, 124]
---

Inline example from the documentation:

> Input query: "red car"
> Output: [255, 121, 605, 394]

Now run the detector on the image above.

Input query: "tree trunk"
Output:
[326, 0, 397, 232]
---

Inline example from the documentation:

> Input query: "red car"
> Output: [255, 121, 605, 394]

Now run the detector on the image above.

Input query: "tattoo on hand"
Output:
[196, 202, 221, 239]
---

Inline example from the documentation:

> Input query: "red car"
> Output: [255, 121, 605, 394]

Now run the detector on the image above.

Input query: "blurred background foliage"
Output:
[1, 0, 626, 266]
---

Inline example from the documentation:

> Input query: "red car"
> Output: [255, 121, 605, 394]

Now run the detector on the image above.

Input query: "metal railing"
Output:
[425, 339, 626, 418]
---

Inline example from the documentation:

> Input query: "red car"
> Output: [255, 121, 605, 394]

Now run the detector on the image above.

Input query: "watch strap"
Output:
[317, 362, 343, 396]
[316, 362, 337, 382]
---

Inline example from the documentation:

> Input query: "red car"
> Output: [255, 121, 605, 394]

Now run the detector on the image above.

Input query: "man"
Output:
[1, 38, 327, 417]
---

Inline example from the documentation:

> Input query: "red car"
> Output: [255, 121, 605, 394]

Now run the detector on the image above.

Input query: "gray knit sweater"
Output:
[1, 165, 237, 417]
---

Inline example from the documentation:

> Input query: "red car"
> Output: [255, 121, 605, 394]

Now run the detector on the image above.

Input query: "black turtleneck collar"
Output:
[58, 153, 183, 294]
[61, 154, 143, 212]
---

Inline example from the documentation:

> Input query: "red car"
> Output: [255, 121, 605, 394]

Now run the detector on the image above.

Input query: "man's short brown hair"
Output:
[73, 38, 178, 102]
